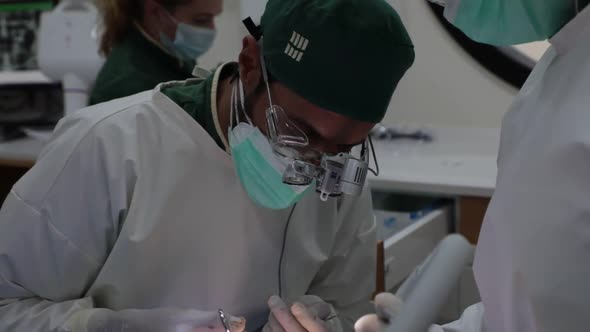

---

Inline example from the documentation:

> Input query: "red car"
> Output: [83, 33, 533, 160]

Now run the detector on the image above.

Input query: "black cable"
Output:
[278, 203, 297, 297]
[368, 136, 380, 176]
[361, 139, 367, 157]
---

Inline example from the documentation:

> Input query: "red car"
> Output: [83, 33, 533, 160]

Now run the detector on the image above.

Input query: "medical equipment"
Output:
[315, 148, 375, 200]
[277, 116, 379, 201]
[218, 309, 232, 332]
[0, 1, 53, 71]
[356, 235, 473, 332]
[279, 141, 377, 200]
[385, 235, 473, 332]
[370, 125, 433, 142]
[0, 82, 62, 129]
[0, 1, 63, 129]
[37, 0, 104, 116]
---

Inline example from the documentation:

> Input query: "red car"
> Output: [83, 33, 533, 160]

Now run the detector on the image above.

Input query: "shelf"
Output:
[0, 70, 56, 85]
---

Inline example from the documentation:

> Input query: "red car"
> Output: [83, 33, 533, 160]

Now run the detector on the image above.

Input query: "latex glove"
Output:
[63, 307, 246, 332]
[354, 293, 404, 332]
[263, 295, 342, 332]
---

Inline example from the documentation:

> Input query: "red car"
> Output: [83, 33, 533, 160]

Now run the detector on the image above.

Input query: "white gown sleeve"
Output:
[427, 303, 486, 332]
[307, 186, 377, 332]
[0, 190, 101, 331]
[0, 113, 133, 331]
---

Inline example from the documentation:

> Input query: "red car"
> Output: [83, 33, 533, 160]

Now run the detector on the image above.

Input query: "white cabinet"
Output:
[373, 192, 481, 323]
[382, 207, 450, 291]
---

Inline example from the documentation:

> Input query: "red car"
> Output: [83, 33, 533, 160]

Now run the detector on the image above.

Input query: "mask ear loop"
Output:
[237, 79, 254, 125]
[575, 0, 580, 13]
[230, 79, 239, 129]
[154, 1, 182, 32]
[231, 77, 254, 127]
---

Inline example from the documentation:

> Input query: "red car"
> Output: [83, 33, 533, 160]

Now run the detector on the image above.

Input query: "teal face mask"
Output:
[435, 0, 577, 45]
[229, 79, 312, 210]
[159, 12, 216, 61]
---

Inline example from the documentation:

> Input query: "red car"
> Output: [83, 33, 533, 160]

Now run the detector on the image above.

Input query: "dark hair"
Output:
[96, 0, 190, 55]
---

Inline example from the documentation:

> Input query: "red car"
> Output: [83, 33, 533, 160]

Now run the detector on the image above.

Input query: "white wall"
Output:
[198, 0, 245, 69]
[199, 0, 268, 69]
[201, 0, 520, 129]
[384, 0, 518, 128]
[514, 41, 550, 62]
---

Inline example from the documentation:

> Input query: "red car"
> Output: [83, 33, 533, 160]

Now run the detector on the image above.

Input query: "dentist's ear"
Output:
[238, 36, 263, 97]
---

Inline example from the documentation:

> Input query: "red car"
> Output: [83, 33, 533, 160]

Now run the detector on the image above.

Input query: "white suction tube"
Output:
[389, 235, 474, 332]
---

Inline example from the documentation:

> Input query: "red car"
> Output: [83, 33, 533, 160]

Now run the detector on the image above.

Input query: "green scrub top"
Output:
[160, 64, 237, 151]
[89, 27, 195, 105]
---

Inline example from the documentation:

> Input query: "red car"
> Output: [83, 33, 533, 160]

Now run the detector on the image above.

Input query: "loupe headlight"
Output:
[315, 139, 379, 201]
[315, 154, 368, 200]
[339, 156, 369, 196]
[317, 156, 345, 201]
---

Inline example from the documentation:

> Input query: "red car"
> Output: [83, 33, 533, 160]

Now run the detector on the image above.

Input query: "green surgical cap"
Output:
[260, 0, 415, 123]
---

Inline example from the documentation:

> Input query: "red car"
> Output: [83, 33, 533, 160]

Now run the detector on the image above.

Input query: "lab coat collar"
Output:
[210, 62, 236, 152]
[550, 4, 590, 55]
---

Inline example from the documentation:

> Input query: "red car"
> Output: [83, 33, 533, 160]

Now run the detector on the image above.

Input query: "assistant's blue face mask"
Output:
[159, 10, 216, 62]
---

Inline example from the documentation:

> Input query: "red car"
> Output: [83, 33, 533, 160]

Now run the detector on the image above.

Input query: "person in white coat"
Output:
[0, 0, 415, 331]
[357, 0, 590, 331]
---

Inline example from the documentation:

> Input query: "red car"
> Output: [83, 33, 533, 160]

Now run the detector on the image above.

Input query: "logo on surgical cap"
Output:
[284, 31, 309, 62]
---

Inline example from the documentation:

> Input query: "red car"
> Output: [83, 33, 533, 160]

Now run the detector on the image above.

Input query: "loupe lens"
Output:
[282, 160, 316, 185]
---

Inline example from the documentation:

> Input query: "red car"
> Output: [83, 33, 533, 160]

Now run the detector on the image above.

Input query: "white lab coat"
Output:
[0, 74, 376, 331]
[431, 4, 590, 332]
